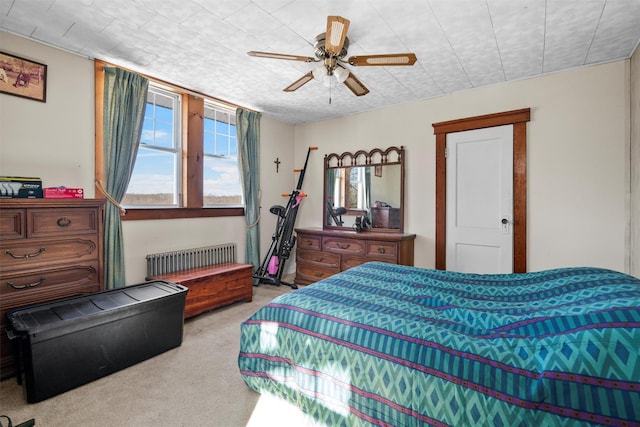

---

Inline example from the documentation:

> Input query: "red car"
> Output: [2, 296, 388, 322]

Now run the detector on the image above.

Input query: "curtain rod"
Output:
[96, 59, 257, 113]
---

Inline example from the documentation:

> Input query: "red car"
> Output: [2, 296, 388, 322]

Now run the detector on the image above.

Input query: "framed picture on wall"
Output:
[0, 51, 47, 102]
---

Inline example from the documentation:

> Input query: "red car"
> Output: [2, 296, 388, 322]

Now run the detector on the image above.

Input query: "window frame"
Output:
[94, 60, 245, 221]
[334, 167, 367, 215]
[202, 101, 243, 208]
[123, 85, 182, 208]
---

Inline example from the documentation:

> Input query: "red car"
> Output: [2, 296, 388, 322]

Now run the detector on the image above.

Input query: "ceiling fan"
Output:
[248, 16, 417, 97]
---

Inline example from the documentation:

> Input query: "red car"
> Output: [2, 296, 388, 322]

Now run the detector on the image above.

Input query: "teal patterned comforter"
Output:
[238, 262, 640, 426]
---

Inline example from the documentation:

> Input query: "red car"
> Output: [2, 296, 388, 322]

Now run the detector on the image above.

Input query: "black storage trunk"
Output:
[6, 280, 187, 403]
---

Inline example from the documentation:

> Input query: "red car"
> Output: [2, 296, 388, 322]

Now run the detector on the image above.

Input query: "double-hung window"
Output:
[203, 103, 242, 206]
[123, 86, 181, 207]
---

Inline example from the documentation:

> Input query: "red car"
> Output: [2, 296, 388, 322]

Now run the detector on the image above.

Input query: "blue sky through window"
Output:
[124, 88, 180, 204]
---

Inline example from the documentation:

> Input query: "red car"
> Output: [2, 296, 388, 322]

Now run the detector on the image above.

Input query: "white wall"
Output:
[0, 32, 296, 285]
[0, 32, 96, 193]
[295, 60, 632, 273]
[256, 117, 296, 275]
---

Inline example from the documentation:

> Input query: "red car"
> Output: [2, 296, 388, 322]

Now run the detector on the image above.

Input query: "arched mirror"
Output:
[324, 146, 405, 233]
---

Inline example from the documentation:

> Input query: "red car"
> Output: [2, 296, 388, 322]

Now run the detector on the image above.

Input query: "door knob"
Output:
[501, 217, 510, 234]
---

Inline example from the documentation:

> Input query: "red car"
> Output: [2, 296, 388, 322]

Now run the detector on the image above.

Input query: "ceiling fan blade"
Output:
[348, 53, 417, 66]
[283, 72, 314, 92]
[248, 51, 317, 63]
[325, 16, 350, 56]
[343, 72, 369, 96]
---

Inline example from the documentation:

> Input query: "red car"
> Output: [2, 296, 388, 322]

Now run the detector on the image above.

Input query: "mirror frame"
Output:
[323, 146, 405, 233]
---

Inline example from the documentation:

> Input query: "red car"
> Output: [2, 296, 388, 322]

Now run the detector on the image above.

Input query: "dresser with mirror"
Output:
[295, 146, 416, 286]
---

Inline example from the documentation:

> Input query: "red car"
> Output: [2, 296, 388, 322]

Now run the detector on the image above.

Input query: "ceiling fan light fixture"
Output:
[334, 65, 349, 83]
[312, 65, 327, 81]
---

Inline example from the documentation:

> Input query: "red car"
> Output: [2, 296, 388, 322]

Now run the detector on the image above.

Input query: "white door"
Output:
[446, 125, 513, 273]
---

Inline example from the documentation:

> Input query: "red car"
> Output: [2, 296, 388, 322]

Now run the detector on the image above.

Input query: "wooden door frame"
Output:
[432, 108, 530, 273]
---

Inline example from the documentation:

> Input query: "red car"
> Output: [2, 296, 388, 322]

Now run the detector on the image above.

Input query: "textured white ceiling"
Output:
[1, 0, 639, 124]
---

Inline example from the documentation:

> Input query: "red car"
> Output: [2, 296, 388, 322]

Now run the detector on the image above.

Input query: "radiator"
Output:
[146, 243, 237, 277]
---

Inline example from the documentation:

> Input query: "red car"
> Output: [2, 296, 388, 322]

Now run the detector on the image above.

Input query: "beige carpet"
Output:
[0, 284, 292, 427]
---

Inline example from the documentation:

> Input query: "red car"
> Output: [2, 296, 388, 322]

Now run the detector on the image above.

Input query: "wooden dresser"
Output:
[294, 228, 416, 286]
[370, 207, 401, 229]
[0, 199, 104, 379]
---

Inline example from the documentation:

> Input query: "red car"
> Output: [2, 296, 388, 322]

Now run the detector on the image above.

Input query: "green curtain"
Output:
[236, 108, 261, 269]
[102, 67, 149, 289]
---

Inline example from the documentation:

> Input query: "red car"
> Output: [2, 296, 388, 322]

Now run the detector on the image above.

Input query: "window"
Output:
[122, 87, 181, 207]
[203, 103, 242, 206]
[101, 80, 245, 220]
[333, 166, 369, 213]
[95, 61, 246, 220]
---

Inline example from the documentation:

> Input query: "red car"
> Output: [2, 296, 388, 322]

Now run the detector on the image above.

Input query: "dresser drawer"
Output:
[297, 248, 340, 269]
[322, 236, 365, 256]
[295, 263, 339, 283]
[0, 236, 100, 273]
[0, 209, 25, 240]
[341, 256, 368, 270]
[28, 208, 100, 238]
[0, 262, 100, 303]
[366, 241, 398, 260]
[297, 234, 321, 251]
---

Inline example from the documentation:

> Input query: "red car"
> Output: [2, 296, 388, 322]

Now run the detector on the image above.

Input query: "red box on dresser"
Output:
[43, 187, 84, 199]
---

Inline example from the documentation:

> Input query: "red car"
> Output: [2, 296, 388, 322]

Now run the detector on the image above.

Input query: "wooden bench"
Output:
[148, 263, 253, 319]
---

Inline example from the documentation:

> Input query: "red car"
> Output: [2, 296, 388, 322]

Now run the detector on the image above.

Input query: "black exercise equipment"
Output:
[253, 146, 317, 289]
[326, 200, 347, 226]
[0, 415, 35, 427]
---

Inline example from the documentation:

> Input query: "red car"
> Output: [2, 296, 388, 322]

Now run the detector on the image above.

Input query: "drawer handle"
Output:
[5, 248, 46, 259]
[378, 247, 386, 254]
[7, 277, 45, 289]
[306, 240, 314, 246]
[57, 217, 72, 227]
[314, 272, 324, 277]
[314, 257, 324, 262]
[336, 243, 351, 249]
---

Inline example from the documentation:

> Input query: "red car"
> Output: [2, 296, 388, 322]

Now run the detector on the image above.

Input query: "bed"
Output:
[238, 262, 640, 426]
